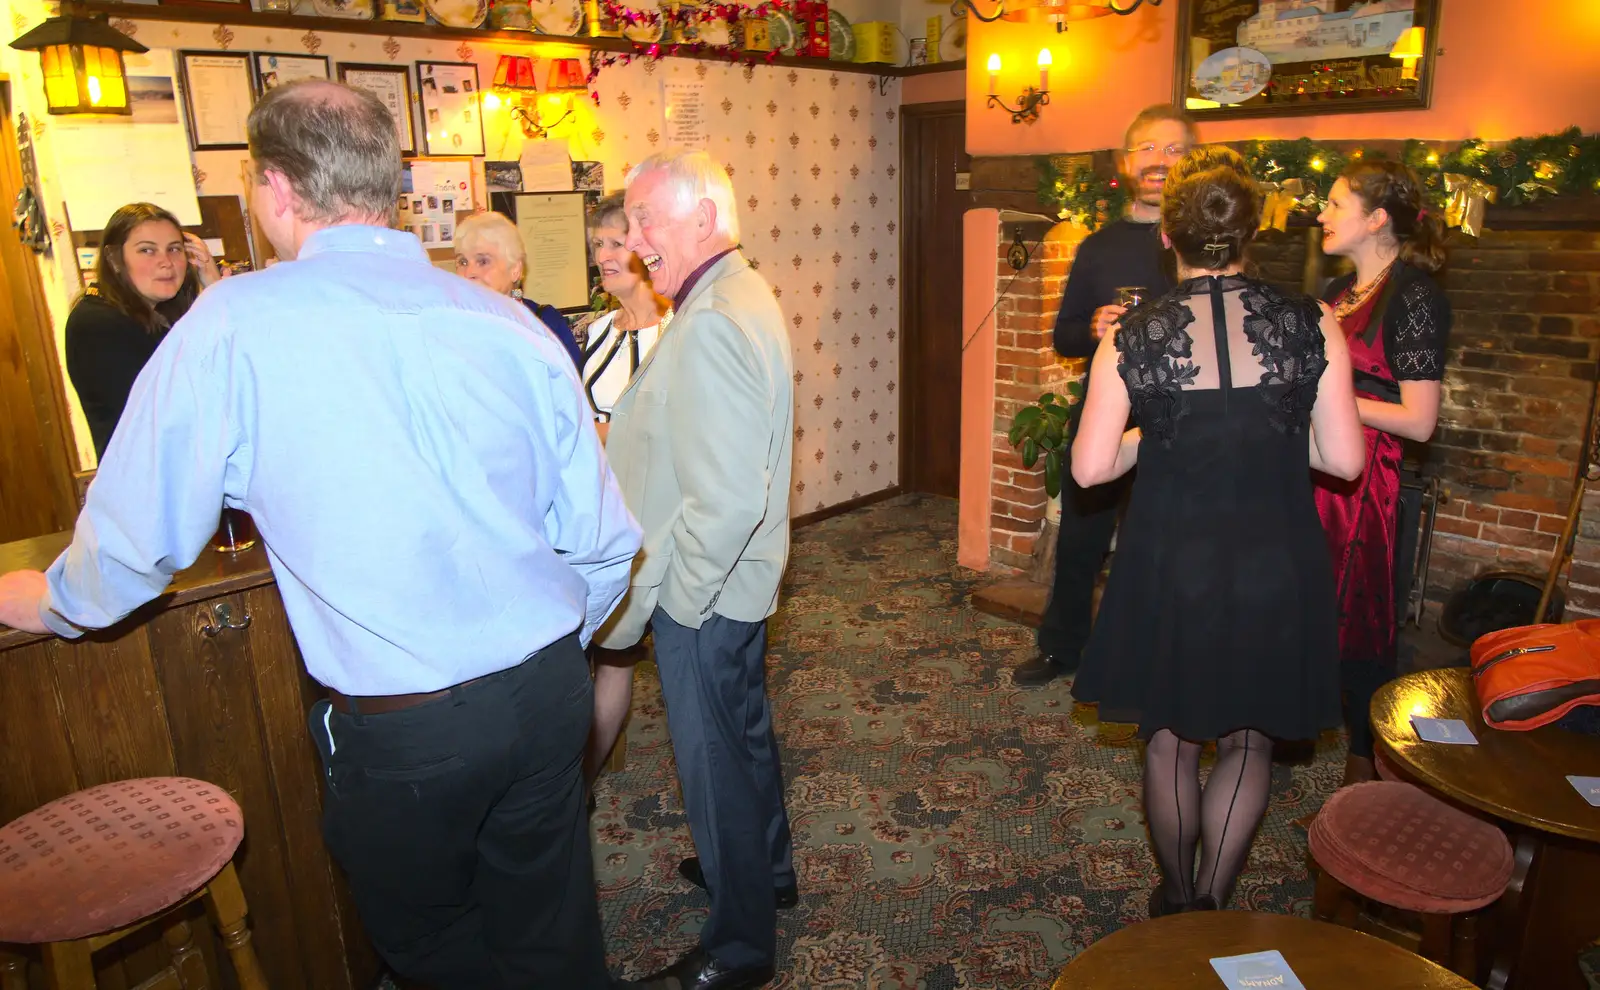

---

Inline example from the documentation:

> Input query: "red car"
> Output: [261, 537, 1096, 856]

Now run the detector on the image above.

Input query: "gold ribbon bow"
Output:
[1443, 173, 1498, 238]
[1256, 178, 1312, 232]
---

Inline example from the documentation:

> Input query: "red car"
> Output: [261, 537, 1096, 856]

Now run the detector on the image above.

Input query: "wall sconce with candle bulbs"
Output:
[489, 53, 586, 139]
[8, 3, 147, 115]
[986, 49, 1051, 125]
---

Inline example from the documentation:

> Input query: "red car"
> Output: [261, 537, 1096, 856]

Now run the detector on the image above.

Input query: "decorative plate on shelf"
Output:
[682, 2, 732, 46]
[827, 8, 854, 61]
[311, 0, 375, 17]
[938, 16, 966, 63]
[530, 0, 584, 34]
[766, 7, 798, 54]
[425, 0, 487, 28]
[621, 0, 665, 41]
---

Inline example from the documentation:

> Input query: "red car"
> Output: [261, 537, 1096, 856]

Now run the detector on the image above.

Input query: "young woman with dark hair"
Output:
[1070, 156, 1365, 916]
[65, 202, 219, 459]
[1314, 160, 1453, 786]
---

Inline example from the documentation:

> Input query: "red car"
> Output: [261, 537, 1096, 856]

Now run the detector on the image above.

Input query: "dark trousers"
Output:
[651, 606, 794, 970]
[1036, 472, 1130, 663]
[308, 633, 610, 990]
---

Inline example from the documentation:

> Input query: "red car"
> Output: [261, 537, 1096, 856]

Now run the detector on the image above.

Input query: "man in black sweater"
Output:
[1013, 104, 1200, 686]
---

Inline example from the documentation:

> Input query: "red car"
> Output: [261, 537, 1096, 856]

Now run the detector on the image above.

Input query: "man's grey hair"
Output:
[625, 148, 740, 244]
[248, 80, 402, 225]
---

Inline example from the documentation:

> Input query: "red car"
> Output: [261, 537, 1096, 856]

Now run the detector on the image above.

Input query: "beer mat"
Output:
[1568, 775, 1600, 807]
[1209, 950, 1307, 990]
[1411, 716, 1478, 745]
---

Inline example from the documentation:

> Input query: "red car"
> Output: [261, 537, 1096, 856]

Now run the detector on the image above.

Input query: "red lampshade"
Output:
[548, 57, 585, 92]
[493, 53, 539, 91]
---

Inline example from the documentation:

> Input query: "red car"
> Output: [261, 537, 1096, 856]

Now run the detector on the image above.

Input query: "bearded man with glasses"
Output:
[1011, 103, 1200, 687]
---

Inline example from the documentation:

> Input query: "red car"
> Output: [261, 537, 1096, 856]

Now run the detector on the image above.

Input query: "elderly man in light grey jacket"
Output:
[598, 148, 795, 990]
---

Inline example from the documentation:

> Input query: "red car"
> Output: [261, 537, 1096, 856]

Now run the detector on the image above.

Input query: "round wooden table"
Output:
[1372, 666, 1600, 990]
[1053, 911, 1475, 989]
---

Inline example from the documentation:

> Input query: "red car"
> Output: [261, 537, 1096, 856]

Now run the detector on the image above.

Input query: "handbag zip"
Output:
[1472, 642, 1557, 677]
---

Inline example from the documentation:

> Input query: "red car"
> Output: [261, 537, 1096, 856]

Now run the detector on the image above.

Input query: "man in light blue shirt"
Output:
[0, 81, 641, 990]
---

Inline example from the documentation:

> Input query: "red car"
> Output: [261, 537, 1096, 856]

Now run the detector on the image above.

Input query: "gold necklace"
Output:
[1335, 261, 1395, 320]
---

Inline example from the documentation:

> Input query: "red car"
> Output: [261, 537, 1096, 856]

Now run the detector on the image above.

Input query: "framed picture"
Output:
[252, 52, 330, 96]
[177, 50, 254, 150]
[338, 62, 417, 156]
[415, 61, 486, 158]
[1174, 0, 1440, 121]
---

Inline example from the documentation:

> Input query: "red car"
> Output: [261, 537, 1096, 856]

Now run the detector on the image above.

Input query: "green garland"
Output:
[1038, 127, 1600, 231]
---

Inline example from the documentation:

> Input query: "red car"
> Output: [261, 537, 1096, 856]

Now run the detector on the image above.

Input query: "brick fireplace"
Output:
[960, 156, 1600, 619]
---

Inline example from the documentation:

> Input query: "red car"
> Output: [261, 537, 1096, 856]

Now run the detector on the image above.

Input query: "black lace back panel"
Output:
[1072, 273, 1343, 743]
[1115, 274, 1326, 445]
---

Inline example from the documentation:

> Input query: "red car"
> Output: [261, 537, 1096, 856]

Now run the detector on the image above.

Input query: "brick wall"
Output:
[987, 220, 1080, 571]
[971, 153, 1600, 610]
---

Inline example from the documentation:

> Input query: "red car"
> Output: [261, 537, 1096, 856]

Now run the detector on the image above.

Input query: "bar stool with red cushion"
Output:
[1310, 780, 1514, 981]
[0, 777, 267, 990]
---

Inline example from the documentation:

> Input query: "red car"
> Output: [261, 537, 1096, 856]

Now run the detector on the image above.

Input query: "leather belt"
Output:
[328, 670, 495, 716]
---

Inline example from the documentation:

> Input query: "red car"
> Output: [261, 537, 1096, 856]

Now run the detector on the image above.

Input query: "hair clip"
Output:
[1202, 241, 1231, 262]
[1416, 207, 1428, 222]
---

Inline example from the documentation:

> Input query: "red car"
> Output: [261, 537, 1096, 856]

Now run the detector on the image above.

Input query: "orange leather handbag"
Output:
[1470, 620, 1600, 730]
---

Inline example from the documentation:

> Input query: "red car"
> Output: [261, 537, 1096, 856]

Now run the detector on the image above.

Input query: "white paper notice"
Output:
[184, 54, 253, 147]
[518, 139, 574, 192]
[662, 79, 708, 148]
[52, 49, 202, 230]
[513, 192, 589, 311]
[403, 159, 473, 248]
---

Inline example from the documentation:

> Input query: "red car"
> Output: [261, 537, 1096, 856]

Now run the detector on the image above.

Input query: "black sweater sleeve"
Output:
[64, 299, 163, 459]
[1053, 246, 1102, 359]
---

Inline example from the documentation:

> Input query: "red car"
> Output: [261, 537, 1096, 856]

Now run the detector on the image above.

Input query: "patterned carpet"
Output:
[592, 493, 1346, 987]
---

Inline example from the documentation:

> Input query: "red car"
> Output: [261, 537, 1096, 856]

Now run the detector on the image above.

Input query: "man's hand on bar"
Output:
[0, 570, 49, 633]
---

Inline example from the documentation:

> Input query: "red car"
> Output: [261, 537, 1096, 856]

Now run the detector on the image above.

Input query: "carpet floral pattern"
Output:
[593, 494, 1346, 987]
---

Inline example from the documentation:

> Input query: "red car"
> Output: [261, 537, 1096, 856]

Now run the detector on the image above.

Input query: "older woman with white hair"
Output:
[454, 210, 582, 367]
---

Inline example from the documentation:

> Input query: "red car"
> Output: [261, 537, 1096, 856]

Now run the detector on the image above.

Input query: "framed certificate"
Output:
[178, 51, 254, 150]
[338, 62, 416, 156]
[415, 61, 486, 158]
[252, 52, 331, 96]
[511, 191, 589, 312]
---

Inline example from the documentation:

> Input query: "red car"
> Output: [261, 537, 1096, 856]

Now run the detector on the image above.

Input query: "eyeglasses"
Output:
[1125, 143, 1190, 159]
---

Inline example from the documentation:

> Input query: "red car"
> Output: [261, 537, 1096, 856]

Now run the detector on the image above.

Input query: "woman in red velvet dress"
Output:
[1314, 161, 1452, 785]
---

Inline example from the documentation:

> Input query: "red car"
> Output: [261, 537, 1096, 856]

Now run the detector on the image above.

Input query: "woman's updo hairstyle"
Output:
[1162, 148, 1261, 271]
[1342, 159, 1448, 274]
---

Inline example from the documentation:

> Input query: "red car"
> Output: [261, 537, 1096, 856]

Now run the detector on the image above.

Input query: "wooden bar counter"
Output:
[0, 530, 380, 989]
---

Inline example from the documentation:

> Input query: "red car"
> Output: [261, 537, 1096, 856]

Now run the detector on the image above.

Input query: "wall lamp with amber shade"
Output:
[485, 53, 586, 139]
[1388, 26, 1425, 80]
[9, 5, 147, 115]
[987, 50, 1051, 125]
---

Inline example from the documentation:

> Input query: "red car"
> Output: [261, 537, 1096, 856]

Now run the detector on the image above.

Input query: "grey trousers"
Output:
[651, 606, 795, 969]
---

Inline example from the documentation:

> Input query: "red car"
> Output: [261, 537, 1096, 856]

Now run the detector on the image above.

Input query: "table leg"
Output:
[1487, 831, 1542, 990]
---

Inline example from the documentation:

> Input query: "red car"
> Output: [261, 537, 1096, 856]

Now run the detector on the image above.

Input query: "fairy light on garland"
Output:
[1037, 127, 1599, 235]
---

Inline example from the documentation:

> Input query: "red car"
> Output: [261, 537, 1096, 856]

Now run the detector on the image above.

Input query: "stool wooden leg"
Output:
[1418, 912, 1454, 969]
[41, 942, 95, 990]
[1450, 911, 1480, 983]
[162, 919, 208, 990]
[1311, 865, 1350, 924]
[0, 947, 29, 990]
[203, 863, 267, 990]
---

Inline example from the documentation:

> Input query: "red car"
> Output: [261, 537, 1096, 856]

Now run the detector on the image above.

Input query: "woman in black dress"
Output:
[1070, 153, 1366, 914]
[66, 203, 219, 459]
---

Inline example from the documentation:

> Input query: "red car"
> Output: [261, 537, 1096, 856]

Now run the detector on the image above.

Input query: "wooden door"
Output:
[0, 82, 79, 540]
[900, 101, 968, 498]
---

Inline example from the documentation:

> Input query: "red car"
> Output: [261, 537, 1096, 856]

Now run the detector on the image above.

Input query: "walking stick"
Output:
[1536, 373, 1600, 623]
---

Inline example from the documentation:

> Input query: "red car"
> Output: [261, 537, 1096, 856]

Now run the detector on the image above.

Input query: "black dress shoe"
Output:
[1011, 653, 1074, 686]
[639, 947, 774, 990]
[678, 857, 799, 909]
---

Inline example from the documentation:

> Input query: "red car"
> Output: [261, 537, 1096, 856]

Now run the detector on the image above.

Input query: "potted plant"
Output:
[1007, 378, 1085, 502]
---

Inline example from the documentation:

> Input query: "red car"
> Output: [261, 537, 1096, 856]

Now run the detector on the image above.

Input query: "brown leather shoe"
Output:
[1011, 653, 1073, 686]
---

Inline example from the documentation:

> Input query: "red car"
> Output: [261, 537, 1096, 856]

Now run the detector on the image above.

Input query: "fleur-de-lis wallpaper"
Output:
[3, 7, 901, 504]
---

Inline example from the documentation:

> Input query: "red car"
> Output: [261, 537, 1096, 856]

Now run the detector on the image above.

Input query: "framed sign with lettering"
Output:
[1174, 0, 1441, 121]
